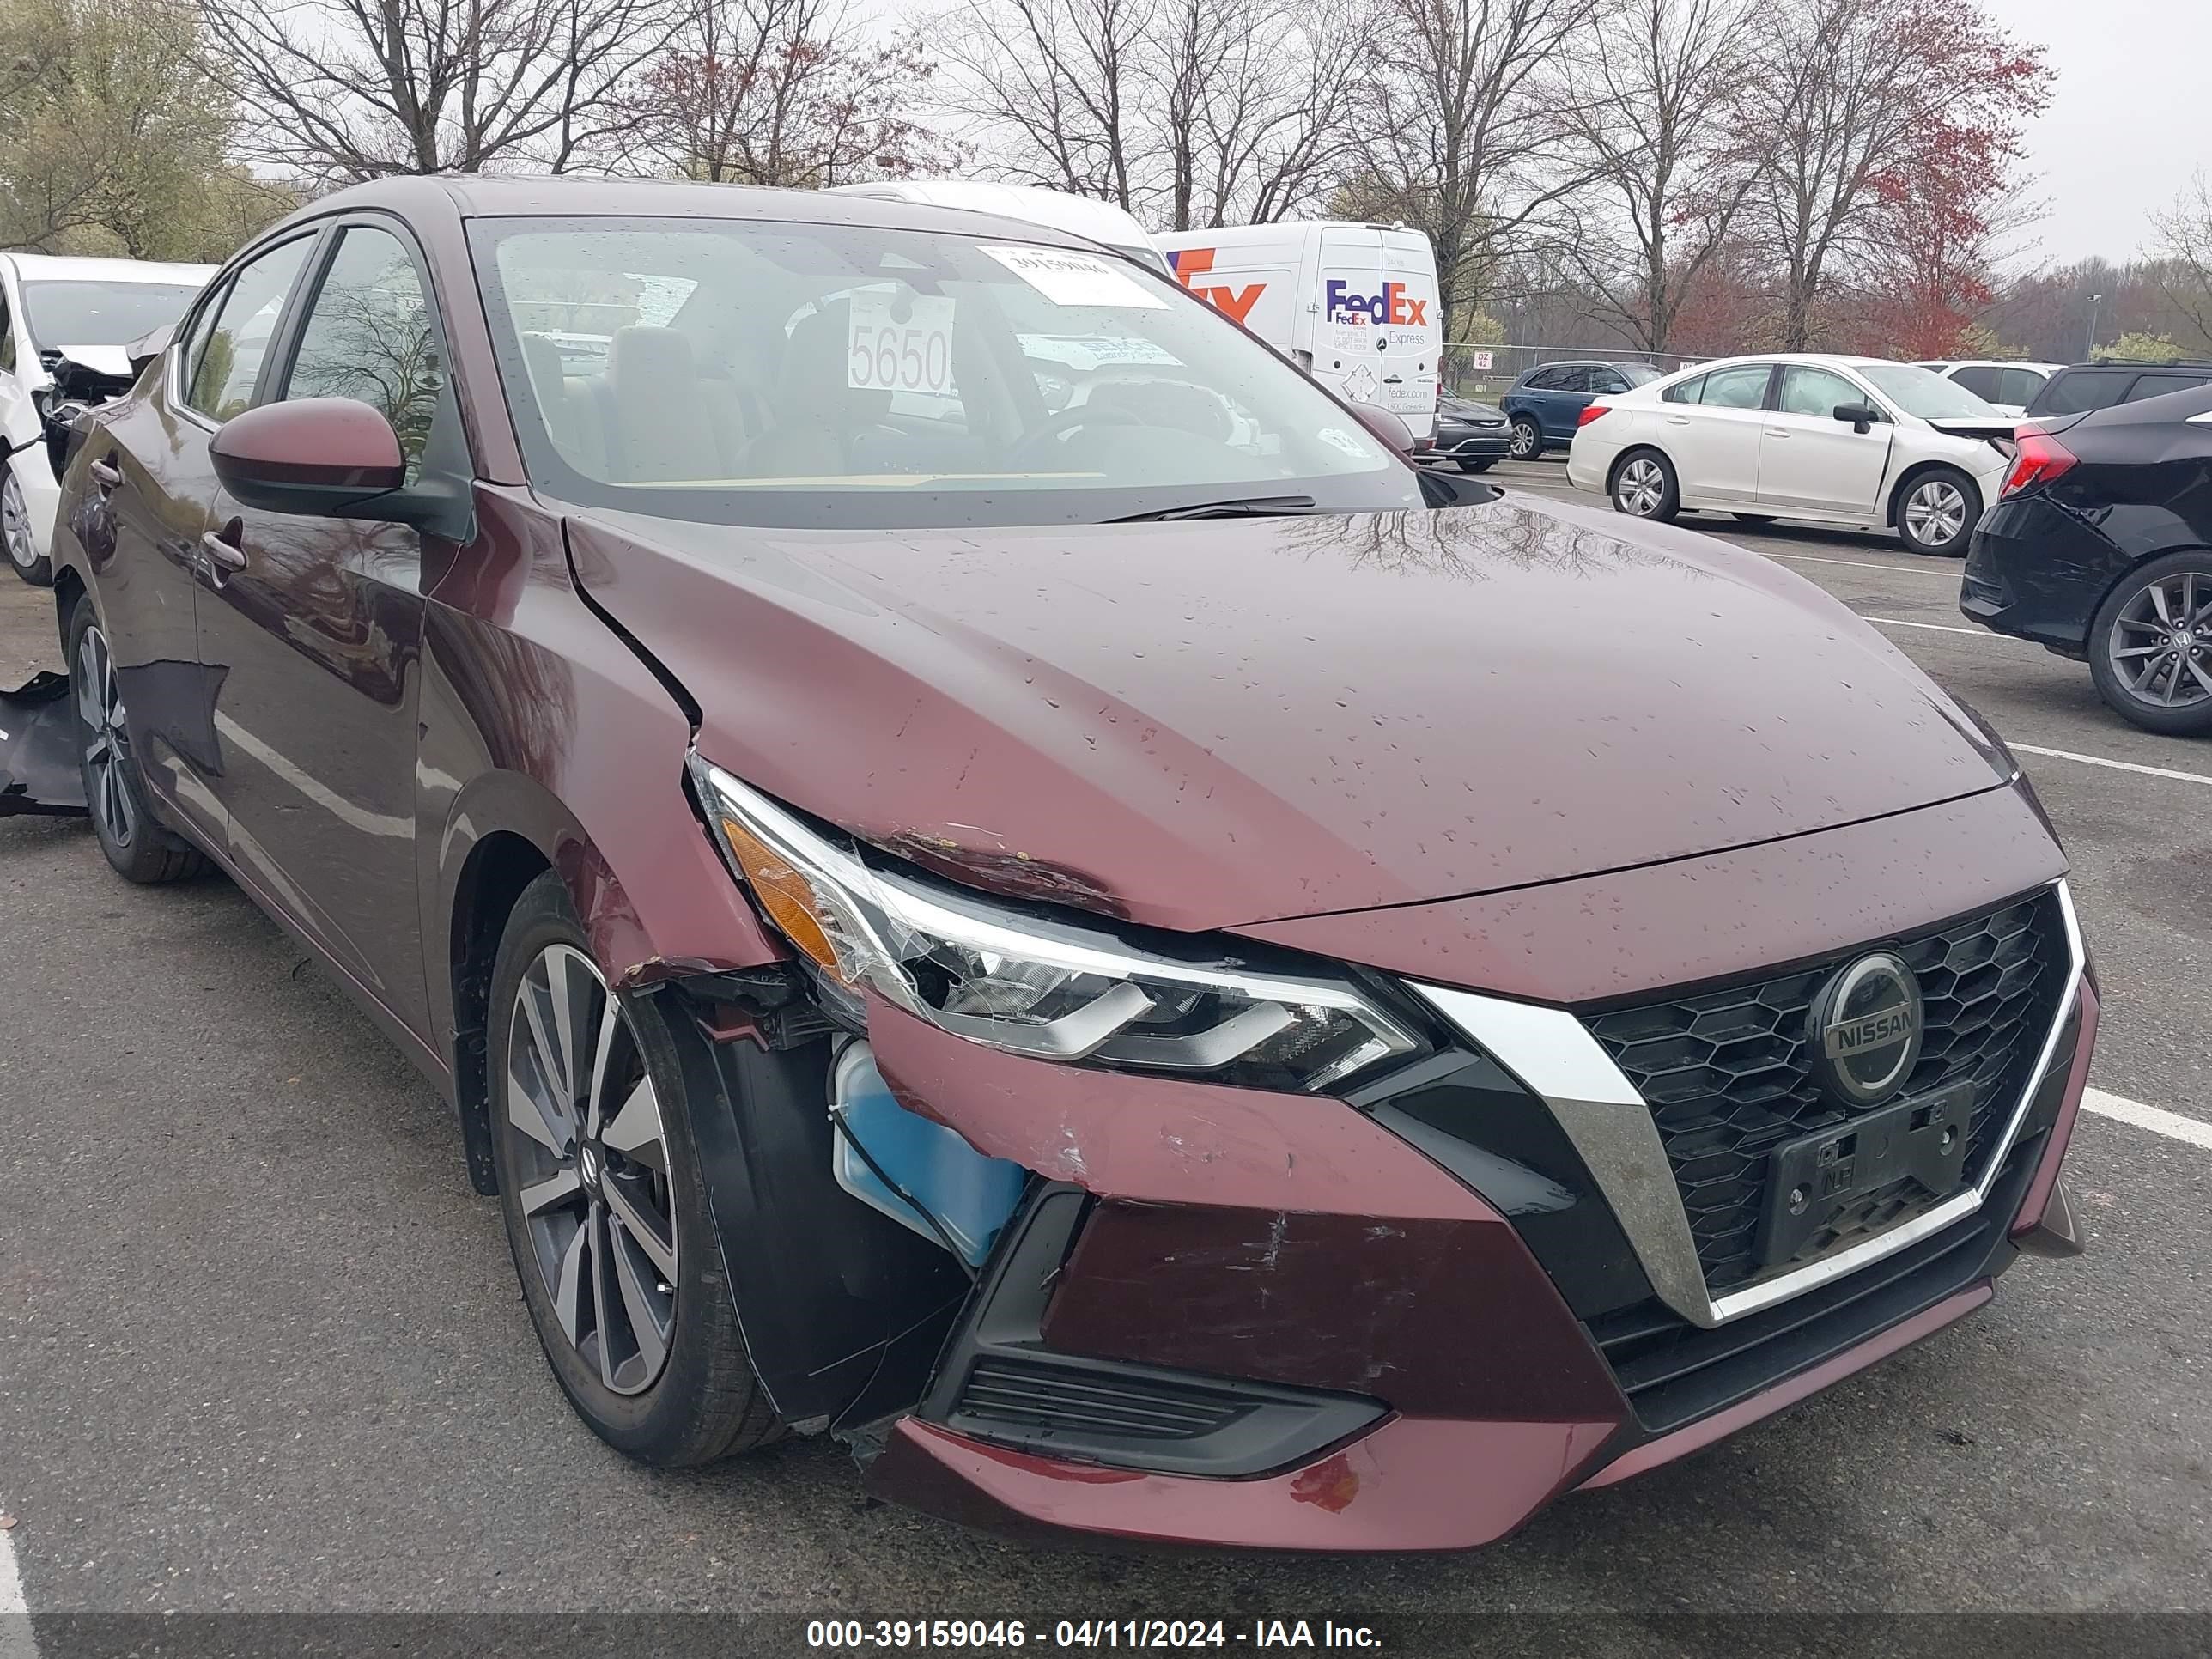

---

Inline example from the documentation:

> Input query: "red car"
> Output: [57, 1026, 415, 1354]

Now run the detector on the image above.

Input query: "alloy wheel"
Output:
[1902, 478, 1968, 549]
[1615, 457, 1667, 517]
[2, 469, 34, 571]
[76, 623, 136, 848]
[2108, 569, 2212, 709]
[502, 944, 678, 1396]
[1510, 421, 1538, 459]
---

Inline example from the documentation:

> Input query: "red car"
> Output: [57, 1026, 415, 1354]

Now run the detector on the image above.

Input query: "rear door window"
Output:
[2122, 374, 2210, 404]
[1698, 365, 1773, 409]
[2036, 369, 2130, 415]
[185, 236, 314, 421]
[1949, 365, 2002, 400]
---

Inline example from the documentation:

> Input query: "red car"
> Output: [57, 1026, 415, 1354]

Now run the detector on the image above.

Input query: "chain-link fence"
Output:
[1440, 344, 1704, 402]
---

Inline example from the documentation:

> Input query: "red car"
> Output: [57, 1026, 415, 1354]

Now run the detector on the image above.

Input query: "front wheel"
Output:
[490, 871, 781, 1466]
[1611, 451, 1680, 522]
[1508, 417, 1541, 459]
[2086, 552, 2212, 736]
[3, 460, 52, 586]
[1456, 458, 1496, 474]
[1896, 468, 1979, 557]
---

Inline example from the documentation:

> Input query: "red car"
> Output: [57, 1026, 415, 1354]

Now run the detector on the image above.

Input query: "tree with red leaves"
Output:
[636, 0, 960, 187]
[1745, 0, 2050, 351]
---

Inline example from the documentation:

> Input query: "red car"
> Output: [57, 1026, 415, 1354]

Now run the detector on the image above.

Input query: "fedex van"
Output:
[1153, 222, 1442, 441]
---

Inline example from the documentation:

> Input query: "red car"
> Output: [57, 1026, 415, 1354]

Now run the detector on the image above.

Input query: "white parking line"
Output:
[1769, 550, 1953, 577]
[1863, 616, 2008, 637]
[0, 1504, 35, 1659]
[2012, 744, 2212, 787]
[2082, 1088, 2212, 1151]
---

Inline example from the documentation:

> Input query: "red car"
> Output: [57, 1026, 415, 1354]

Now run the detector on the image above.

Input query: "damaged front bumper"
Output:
[0, 672, 87, 817]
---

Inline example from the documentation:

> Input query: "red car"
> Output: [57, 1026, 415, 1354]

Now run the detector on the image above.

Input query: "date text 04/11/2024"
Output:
[805, 1620, 1385, 1649]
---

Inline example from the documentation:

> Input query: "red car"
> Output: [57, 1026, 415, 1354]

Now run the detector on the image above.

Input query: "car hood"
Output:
[565, 492, 2010, 934]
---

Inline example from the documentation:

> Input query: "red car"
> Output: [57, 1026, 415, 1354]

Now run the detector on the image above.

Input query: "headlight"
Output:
[690, 758, 1421, 1091]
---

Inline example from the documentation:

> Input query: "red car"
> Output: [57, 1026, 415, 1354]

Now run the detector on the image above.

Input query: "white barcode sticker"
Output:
[981, 246, 1167, 310]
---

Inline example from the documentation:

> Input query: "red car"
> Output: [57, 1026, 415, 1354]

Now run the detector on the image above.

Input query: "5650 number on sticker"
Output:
[848, 291, 957, 394]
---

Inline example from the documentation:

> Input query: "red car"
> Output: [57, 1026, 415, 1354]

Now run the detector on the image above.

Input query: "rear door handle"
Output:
[88, 459, 122, 488]
[1765, 428, 1790, 438]
[1664, 415, 1691, 426]
[200, 529, 245, 570]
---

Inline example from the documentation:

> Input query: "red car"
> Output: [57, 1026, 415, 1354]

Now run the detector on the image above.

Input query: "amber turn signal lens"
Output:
[718, 813, 854, 984]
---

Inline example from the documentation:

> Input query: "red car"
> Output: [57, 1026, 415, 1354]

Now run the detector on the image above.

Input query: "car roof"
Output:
[291, 174, 1102, 252]
[3, 252, 215, 285]
[1919, 359, 2064, 372]
[830, 179, 1154, 246]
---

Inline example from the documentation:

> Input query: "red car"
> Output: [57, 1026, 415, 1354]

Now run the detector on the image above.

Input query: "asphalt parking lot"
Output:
[2, 463, 2209, 1643]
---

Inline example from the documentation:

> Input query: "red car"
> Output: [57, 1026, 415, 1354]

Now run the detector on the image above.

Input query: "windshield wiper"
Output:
[1109, 494, 1320, 523]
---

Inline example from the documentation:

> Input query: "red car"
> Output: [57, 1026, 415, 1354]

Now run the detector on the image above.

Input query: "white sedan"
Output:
[1565, 354, 2018, 557]
[2, 252, 212, 585]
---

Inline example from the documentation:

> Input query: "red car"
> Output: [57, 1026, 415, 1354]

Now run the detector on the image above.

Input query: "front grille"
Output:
[1585, 891, 2069, 1293]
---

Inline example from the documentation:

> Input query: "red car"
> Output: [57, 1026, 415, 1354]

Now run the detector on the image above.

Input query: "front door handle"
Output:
[200, 528, 245, 570]
[88, 459, 122, 488]
[1765, 428, 1790, 438]
[1664, 415, 1691, 426]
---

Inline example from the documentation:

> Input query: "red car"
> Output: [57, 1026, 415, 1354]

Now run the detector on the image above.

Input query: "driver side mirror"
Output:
[1349, 400, 1415, 454]
[210, 397, 463, 538]
[1833, 402, 1881, 434]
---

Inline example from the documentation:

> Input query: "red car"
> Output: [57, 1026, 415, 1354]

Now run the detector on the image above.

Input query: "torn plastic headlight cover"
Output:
[690, 757, 1423, 1092]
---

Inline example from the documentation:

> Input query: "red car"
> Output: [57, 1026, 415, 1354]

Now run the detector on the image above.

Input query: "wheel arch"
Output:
[51, 562, 86, 653]
[447, 823, 556, 1194]
[1606, 443, 1673, 495]
[1886, 458, 1978, 529]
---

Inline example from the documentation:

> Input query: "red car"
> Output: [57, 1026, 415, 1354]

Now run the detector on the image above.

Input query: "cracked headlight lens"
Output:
[691, 759, 1420, 1091]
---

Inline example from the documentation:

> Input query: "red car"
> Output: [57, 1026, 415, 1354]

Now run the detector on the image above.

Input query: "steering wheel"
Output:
[1006, 404, 1147, 467]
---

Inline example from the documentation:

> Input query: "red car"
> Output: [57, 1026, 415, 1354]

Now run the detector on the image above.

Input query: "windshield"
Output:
[1855, 362, 2002, 421]
[21, 281, 201, 349]
[469, 216, 1420, 529]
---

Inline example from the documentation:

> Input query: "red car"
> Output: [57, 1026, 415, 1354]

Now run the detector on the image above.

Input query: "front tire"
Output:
[1508, 417, 1541, 459]
[64, 592, 207, 883]
[2086, 552, 2212, 736]
[1455, 458, 1496, 474]
[1896, 467, 1979, 557]
[3, 459, 52, 586]
[1611, 450, 1680, 522]
[489, 871, 780, 1466]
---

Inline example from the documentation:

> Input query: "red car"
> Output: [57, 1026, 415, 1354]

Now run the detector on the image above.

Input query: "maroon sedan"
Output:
[21, 178, 2092, 1552]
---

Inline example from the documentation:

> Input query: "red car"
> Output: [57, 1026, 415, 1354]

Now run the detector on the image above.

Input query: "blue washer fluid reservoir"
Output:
[829, 1040, 1029, 1269]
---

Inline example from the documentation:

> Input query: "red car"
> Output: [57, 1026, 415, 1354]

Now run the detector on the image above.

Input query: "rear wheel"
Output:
[489, 872, 780, 1466]
[3, 460, 51, 586]
[1610, 450, 1680, 522]
[1895, 467, 1979, 557]
[2087, 552, 2212, 736]
[1455, 458, 1496, 474]
[64, 593, 207, 883]
[1508, 417, 1541, 459]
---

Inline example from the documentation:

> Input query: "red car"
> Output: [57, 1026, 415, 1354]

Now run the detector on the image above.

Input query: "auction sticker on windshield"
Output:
[848, 291, 957, 393]
[982, 246, 1167, 309]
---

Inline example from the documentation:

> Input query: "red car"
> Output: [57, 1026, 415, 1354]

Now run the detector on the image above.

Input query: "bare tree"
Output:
[1151, 0, 1355, 229]
[938, 0, 1152, 210]
[1346, 0, 1608, 342]
[1746, 0, 2049, 349]
[198, 0, 684, 183]
[2151, 174, 2212, 344]
[635, 0, 957, 185]
[936, 0, 1352, 228]
[1557, 0, 1759, 354]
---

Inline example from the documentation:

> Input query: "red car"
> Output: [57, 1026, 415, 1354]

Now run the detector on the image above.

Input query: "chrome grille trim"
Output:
[1412, 879, 2085, 1329]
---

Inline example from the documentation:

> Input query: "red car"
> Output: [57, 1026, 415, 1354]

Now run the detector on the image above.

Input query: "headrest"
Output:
[607, 325, 697, 395]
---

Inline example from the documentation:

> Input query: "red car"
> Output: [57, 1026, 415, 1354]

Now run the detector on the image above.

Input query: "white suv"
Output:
[2, 252, 212, 585]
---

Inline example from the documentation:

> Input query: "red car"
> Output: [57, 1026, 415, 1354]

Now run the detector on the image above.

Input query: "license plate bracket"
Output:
[1754, 1079, 1976, 1269]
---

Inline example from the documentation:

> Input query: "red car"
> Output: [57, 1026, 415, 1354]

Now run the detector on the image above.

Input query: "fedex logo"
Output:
[1169, 247, 1265, 325]
[1326, 280, 1428, 327]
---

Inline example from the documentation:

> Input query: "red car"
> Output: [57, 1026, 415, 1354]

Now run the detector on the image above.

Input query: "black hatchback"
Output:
[1963, 380, 2212, 734]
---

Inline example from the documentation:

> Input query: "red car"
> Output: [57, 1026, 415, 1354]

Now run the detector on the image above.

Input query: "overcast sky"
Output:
[1998, 0, 2199, 264]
